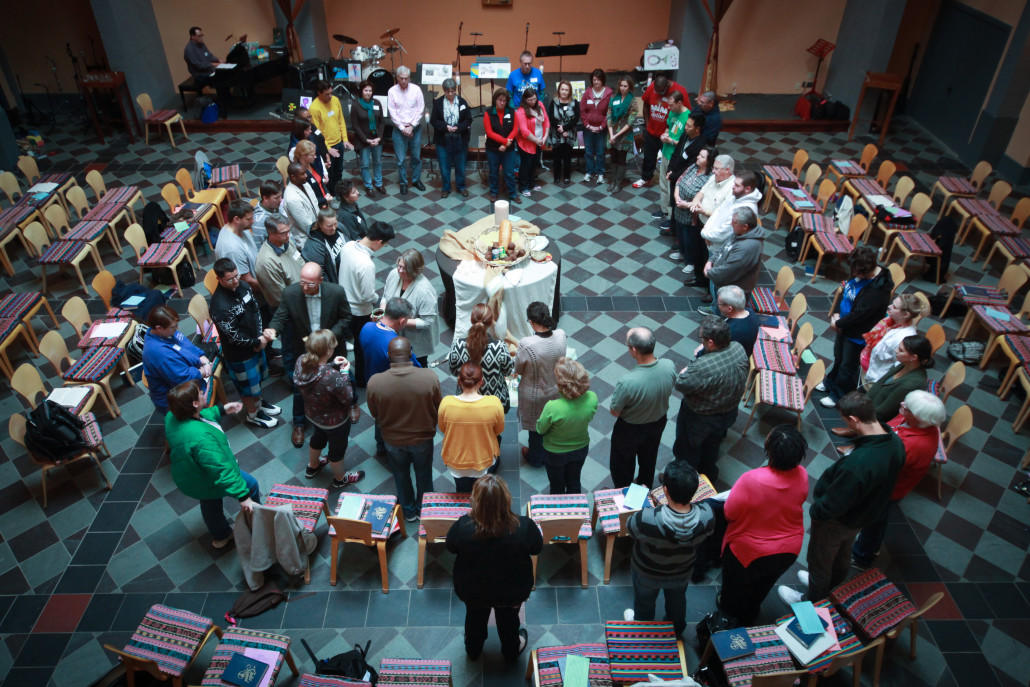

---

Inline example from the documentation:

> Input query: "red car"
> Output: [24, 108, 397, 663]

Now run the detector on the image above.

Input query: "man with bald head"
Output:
[609, 327, 678, 488]
[265, 262, 353, 447]
[367, 336, 442, 521]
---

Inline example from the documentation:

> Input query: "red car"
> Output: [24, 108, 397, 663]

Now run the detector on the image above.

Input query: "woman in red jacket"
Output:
[513, 88, 549, 199]
[483, 88, 520, 204]
[720, 424, 809, 625]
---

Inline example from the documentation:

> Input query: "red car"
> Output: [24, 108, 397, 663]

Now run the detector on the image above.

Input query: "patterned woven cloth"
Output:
[974, 208, 1018, 236]
[39, 173, 73, 186]
[299, 675, 372, 687]
[38, 240, 89, 264]
[63, 220, 109, 242]
[0, 317, 20, 341]
[970, 304, 1029, 334]
[160, 221, 201, 243]
[105, 307, 135, 321]
[829, 159, 866, 177]
[799, 214, 834, 233]
[604, 621, 683, 683]
[758, 369, 804, 411]
[649, 474, 718, 507]
[417, 492, 471, 538]
[762, 165, 795, 183]
[776, 600, 861, 673]
[849, 177, 884, 200]
[997, 236, 1030, 259]
[0, 198, 38, 236]
[181, 202, 214, 219]
[757, 315, 793, 344]
[121, 604, 214, 678]
[813, 230, 854, 254]
[378, 658, 451, 686]
[201, 627, 289, 686]
[138, 241, 186, 267]
[896, 232, 942, 256]
[82, 203, 124, 222]
[198, 319, 220, 344]
[721, 625, 795, 687]
[79, 411, 104, 448]
[211, 164, 241, 184]
[0, 292, 43, 319]
[748, 287, 785, 314]
[753, 339, 797, 375]
[781, 187, 819, 213]
[953, 283, 1007, 306]
[64, 346, 124, 382]
[328, 494, 399, 540]
[1002, 334, 1030, 364]
[528, 493, 593, 540]
[97, 185, 141, 207]
[537, 643, 612, 687]
[77, 318, 131, 349]
[830, 568, 917, 639]
[936, 175, 977, 195]
[593, 488, 630, 535]
[147, 109, 179, 123]
[266, 484, 329, 533]
[953, 197, 996, 220]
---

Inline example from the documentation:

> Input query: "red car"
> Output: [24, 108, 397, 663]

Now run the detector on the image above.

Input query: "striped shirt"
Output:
[627, 502, 715, 582]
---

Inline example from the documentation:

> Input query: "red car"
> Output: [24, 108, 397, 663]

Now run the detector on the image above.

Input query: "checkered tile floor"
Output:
[1, 112, 1028, 687]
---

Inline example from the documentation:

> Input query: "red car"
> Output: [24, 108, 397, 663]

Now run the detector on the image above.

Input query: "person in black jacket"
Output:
[547, 81, 581, 186]
[333, 180, 367, 242]
[819, 246, 894, 407]
[446, 474, 542, 662]
[302, 208, 345, 284]
[430, 78, 473, 198]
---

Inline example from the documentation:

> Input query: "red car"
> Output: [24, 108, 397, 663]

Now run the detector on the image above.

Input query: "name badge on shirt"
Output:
[459, 104, 466, 111]
[328, 110, 335, 117]
[243, 293, 252, 303]
[292, 249, 302, 261]
[357, 217, 363, 224]
[588, 99, 595, 105]
[504, 113, 511, 120]
[173, 344, 182, 352]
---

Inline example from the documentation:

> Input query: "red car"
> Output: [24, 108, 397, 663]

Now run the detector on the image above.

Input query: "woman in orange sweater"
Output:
[438, 363, 506, 492]
[513, 88, 549, 199]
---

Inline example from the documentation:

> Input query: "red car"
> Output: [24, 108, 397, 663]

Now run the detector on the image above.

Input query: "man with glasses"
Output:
[184, 27, 220, 88]
[265, 262, 354, 447]
[209, 258, 281, 428]
[506, 51, 546, 108]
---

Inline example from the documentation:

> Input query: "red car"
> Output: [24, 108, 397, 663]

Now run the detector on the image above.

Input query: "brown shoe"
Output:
[831, 426, 857, 438]
[521, 446, 529, 458]
[350, 405, 361, 424]
[836, 444, 854, 455]
[291, 425, 305, 448]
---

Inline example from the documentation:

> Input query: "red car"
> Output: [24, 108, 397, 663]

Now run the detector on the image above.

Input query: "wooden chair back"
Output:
[986, 180, 1012, 209]
[204, 268, 218, 294]
[135, 93, 156, 118]
[892, 176, 915, 207]
[1010, 197, 1030, 231]
[44, 204, 71, 238]
[885, 591, 944, 660]
[802, 163, 822, 194]
[802, 359, 826, 406]
[12, 362, 46, 408]
[101, 646, 172, 684]
[22, 221, 50, 254]
[847, 214, 868, 246]
[818, 635, 884, 684]
[997, 263, 1028, 303]
[773, 265, 795, 300]
[188, 293, 212, 333]
[327, 515, 374, 546]
[875, 160, 897, 189]
[887, 263, 906, 298]
[751, 670, 810, 687]
[786, 293, 808, 335]
[39, 330, 74, 374]
[17, 155, 40, 185]
[909, 193, 933, 228]
[937, 361, 965, 403]
[276, 156, 291, 185]
[85, 170, 107, 200]
[124, 223, 149, 259]
[161, 183, 183, 213]
[540, 516, 586, 541]
[858, 143, 878, 172]
[969, 160, 992, 189]
[793, 322, 815, 361]
[791, 149, 809, 177]
[0, 170, 22, 205]
[815, 178, 836, 211]
[175, 167, 199, 198]
[942, 405, 972, 452]
[925, 323, 946, 356]
[61, 296, 93, 337]
[65, 186, 90, 220]
[92, 271, 117, 309]
[420, 517, 454, 542]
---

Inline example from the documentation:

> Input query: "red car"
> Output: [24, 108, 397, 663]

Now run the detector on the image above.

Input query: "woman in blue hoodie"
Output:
[142, 306, 213, 412]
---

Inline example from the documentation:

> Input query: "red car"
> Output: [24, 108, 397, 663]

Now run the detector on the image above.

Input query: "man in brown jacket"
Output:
[367, 337, 442, 521]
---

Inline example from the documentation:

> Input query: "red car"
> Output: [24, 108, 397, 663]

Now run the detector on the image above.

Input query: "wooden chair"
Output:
[161, 182, 216, 249]
[931, 160, 992, 208]
[136, 93, 187, 147]
[204, 267, 219, 295]
[65, 185, 90, 220]
[935, 405, 972, 499]
[197, 150, 247, 199]
[883, 592, 943, 664]
[0, 170, 23, 205]
[415, 493, 472, 588]
[526, 644, 611, 687]
[199, 628, 299, 685]
[950, 179, 1012, 235]
[884, 230, 943, 284]
[996, 336, 1030, 399]
[61, 296, 135, 351]
[743, 358, 823, 432]
[749, 265, 795, 314]
[124, 223, 191, 295]
[11, 361, 103, 415]
[17, 155, 40, 185]
[39, 330, 131, 416]
[45, 202, 120, 259]
[757, 292, 808, 348]
[327, 494, 406, 592]
[857, 142, 878, 172]
[891, 175, 915, 208]
[763, 149, 809, 214]
[930, 361, 965, 403]
[744, 322, 814, 404]
[84, 169, 107, 200]
[175, 167, 228, 225]
[0, 318, 36, 381]
[874, 160, 897, 190]
[265, 484, 330, 585]
[0, 291, 59, 352]
[982, 230, 1030, 274]
[92, 270, 122, 313]
[959, 195, 1030, 262]
[802, 162, 822, 196]
[925, 323, 946, 357]
[276, 155, 291, 186]
[527, 494, 592, 589]
[870, 192, 932, 248]
[957, 290, 1030, 359]
[10, 414, 111, 509]
[807, 635, 885, 687]
[23, 221, 102, 296]
[799, 214, 866, 281]
[103, 604, 221, 687]
[887, 263, 906, 300]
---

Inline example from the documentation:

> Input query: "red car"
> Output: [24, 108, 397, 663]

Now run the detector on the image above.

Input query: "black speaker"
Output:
[285, 59, 326, 91]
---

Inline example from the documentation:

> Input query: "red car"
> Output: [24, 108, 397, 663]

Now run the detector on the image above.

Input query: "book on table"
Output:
[221, 651, 271, 687]
[711, 628, 755, 661]
[364, 499, 394, 535]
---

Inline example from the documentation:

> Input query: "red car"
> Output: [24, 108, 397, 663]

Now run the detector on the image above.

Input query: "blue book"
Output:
[711, 628, 755, 661]
[364, 500, 394, 535]
[221, 651, 270, 687]
[785, 615, 829, 649]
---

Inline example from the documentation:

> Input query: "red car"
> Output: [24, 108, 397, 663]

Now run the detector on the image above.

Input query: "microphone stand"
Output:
[553, 31, 565, 82]
[454, 21, 463, 95]
[524, 23, 529, 53]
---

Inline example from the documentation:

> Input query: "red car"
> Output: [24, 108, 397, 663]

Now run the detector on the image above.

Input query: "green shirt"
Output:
[537, 391, 599, 453]
[610, 359, 677, 425]
[662, 109, 691, 159]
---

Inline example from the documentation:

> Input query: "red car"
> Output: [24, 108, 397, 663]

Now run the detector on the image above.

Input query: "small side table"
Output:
[848, 71, 903, 146]
[81, 71, 140, 144]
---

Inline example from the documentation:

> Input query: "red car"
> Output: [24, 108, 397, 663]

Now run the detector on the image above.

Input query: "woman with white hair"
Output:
[430, 77, 472, 198]
[851, 389, 946, 568]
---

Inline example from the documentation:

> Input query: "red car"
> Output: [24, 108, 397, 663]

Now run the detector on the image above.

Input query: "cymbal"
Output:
[380, 28, 400, 39]
[332, 33, 358, 45]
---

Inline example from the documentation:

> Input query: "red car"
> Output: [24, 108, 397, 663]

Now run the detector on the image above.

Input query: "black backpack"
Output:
[302, 638, 378, 684]
[142, 202, 170, 245]
[25, 401, 89, 461]
[785, 225, 805, 261]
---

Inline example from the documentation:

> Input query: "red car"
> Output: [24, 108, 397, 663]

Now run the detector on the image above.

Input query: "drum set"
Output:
[332, 28, 406, 96]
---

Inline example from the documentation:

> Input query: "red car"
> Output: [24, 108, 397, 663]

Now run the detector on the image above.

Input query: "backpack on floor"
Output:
[226, 581, 287, 625]
[947, 339, 987, 365]
[25, 401, 88, 461]
[785, 226, 805, 261]
[301, 638, 379, 684]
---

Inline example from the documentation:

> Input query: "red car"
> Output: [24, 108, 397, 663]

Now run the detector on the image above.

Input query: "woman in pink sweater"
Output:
[513, 89, 549, 199]
[720, 424, 809, 625]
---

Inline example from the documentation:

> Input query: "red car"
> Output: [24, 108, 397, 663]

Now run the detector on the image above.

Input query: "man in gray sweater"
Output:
[703, 206, 766, 314]
[624, 461, 716, 636]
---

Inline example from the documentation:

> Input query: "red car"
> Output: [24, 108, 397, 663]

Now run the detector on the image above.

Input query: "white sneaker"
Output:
[246, 410, 278, 429]
[815, 382, 826, 392]
[623, 608, 635, 621]
[797, 570, 810, 587]
[583, 173, 593, 183]
[632, 179, 648, 189]
[669, 252, 684, 260]
[682, 264, 695, 273]
[820, 396, 838, 408]
[777, 586, 804, 605]
[596, 175, 605, 185]
[346, 341, 354, 351]
[260, 400, 282, 416]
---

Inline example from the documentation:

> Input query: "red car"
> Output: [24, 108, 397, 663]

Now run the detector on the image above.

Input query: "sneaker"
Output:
[815, 381, 827, 392]
[305, 457, 329, 478]
[212, 536, 233, 549]
[517, 628, 529, 656]
[651, 210, 665, 219]
[682, 265, 694, 274]
[659, 220, 671, 230]
[632, 178, 648, 189]
[246, 410, 277, 428]
[596, 175, 605, 185]
[669, 251, 684, 260]
[819, 396, 838, 408]
[797, 570, 810, 587]
[623, 608, 635, 621]
[331, 471, 366, 488]
[583, 173, 593, 183]
[260, 400, 281, 416]
[533, 185, 542, 191]
[404, 512, 420, 523]
[346, 341, 354, 351]
[777, 586, 804, 605]
[522, 190, 531, 197]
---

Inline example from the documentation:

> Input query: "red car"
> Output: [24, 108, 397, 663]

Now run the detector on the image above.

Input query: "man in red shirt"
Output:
[633, 75, 689, 189]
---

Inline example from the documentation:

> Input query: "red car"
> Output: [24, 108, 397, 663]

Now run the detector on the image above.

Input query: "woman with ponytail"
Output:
[514, 302, 567, 467]
[448, 303, 515, 412]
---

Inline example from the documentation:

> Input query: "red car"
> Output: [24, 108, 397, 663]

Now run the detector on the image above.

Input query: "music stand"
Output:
[535, 36, 588, 83]
[459, 42, 496, 111]
[806, 39, 835, 96]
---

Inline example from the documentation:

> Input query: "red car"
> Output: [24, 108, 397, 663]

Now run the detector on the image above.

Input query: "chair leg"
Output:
[377, 541, 389, 593]
[603, 534, 615, 584]
[91, 452, 113, 491]
[531, 554, 538, 591]
[72, 262, 90, 295]
[165, 123, 176, 148]
[980, 335, 1001, 369]
[284, 648, 299, 677]
[120, 355, 136, 387]
[417, 537, 427, 589]
[100, 380, 121, 416]
[579, 539, 588, 589]
[179, 117, 188, 142]
[143, 122, 150, 146]
[743, 396, 760, 434]
[811, 253, 824, 281]
[40, 465, 49, 509]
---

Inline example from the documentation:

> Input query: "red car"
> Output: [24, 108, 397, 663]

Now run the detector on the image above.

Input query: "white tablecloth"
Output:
[451, 258, 558, 342]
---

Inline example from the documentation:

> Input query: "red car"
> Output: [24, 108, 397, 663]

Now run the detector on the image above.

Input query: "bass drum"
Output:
[362, 66, 394, 96]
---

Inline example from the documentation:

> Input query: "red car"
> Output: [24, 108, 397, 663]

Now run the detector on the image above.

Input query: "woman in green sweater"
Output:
[536, 358, 598, 494]
[165, 380, 260, 548]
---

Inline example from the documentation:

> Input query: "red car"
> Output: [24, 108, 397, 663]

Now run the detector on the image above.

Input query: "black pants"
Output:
[641, 131, 662, 180]
[688, 223, 710, 287]
[672, 404, 738, 482]
[610, 416, 666, 488]
[719, 546, 797, 626]
[464, 603, 522, 661]
[552, 142, 573, 182]
[348, 313, 372, 387]
[328, 142, 346, 192]
[518, 149, 537, 193]
[823, 332, 863, 402]
[309, 421, 352, 463]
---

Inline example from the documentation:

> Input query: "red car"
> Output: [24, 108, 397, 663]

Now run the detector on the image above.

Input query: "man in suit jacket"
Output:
[264, 262, 352, 447]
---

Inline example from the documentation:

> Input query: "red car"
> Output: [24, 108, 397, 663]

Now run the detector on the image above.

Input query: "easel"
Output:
[805, 38, 835, 96]
[458, 33, 494, 113]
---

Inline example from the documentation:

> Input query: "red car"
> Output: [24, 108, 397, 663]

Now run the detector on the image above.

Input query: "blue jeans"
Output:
[486, 148, 517, 196]
[384, 439, 434, 518]
[199, 471, 260, 540]
[632, 567, 688, 636]
[392, 126, 423, 186]
[359, 145, 383, 189]
[436, 145, 468, 192]
[709, 281, 720, 315]
[583, 130, 606, 175]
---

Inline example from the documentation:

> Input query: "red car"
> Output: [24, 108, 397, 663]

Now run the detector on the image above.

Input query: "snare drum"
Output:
[350, 46, 370, 62]
[367, 45, 385, 61]
[362, 66, 394, 95]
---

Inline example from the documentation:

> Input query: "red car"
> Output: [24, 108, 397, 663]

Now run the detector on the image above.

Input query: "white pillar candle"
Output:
[494, 199, 509, 226]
